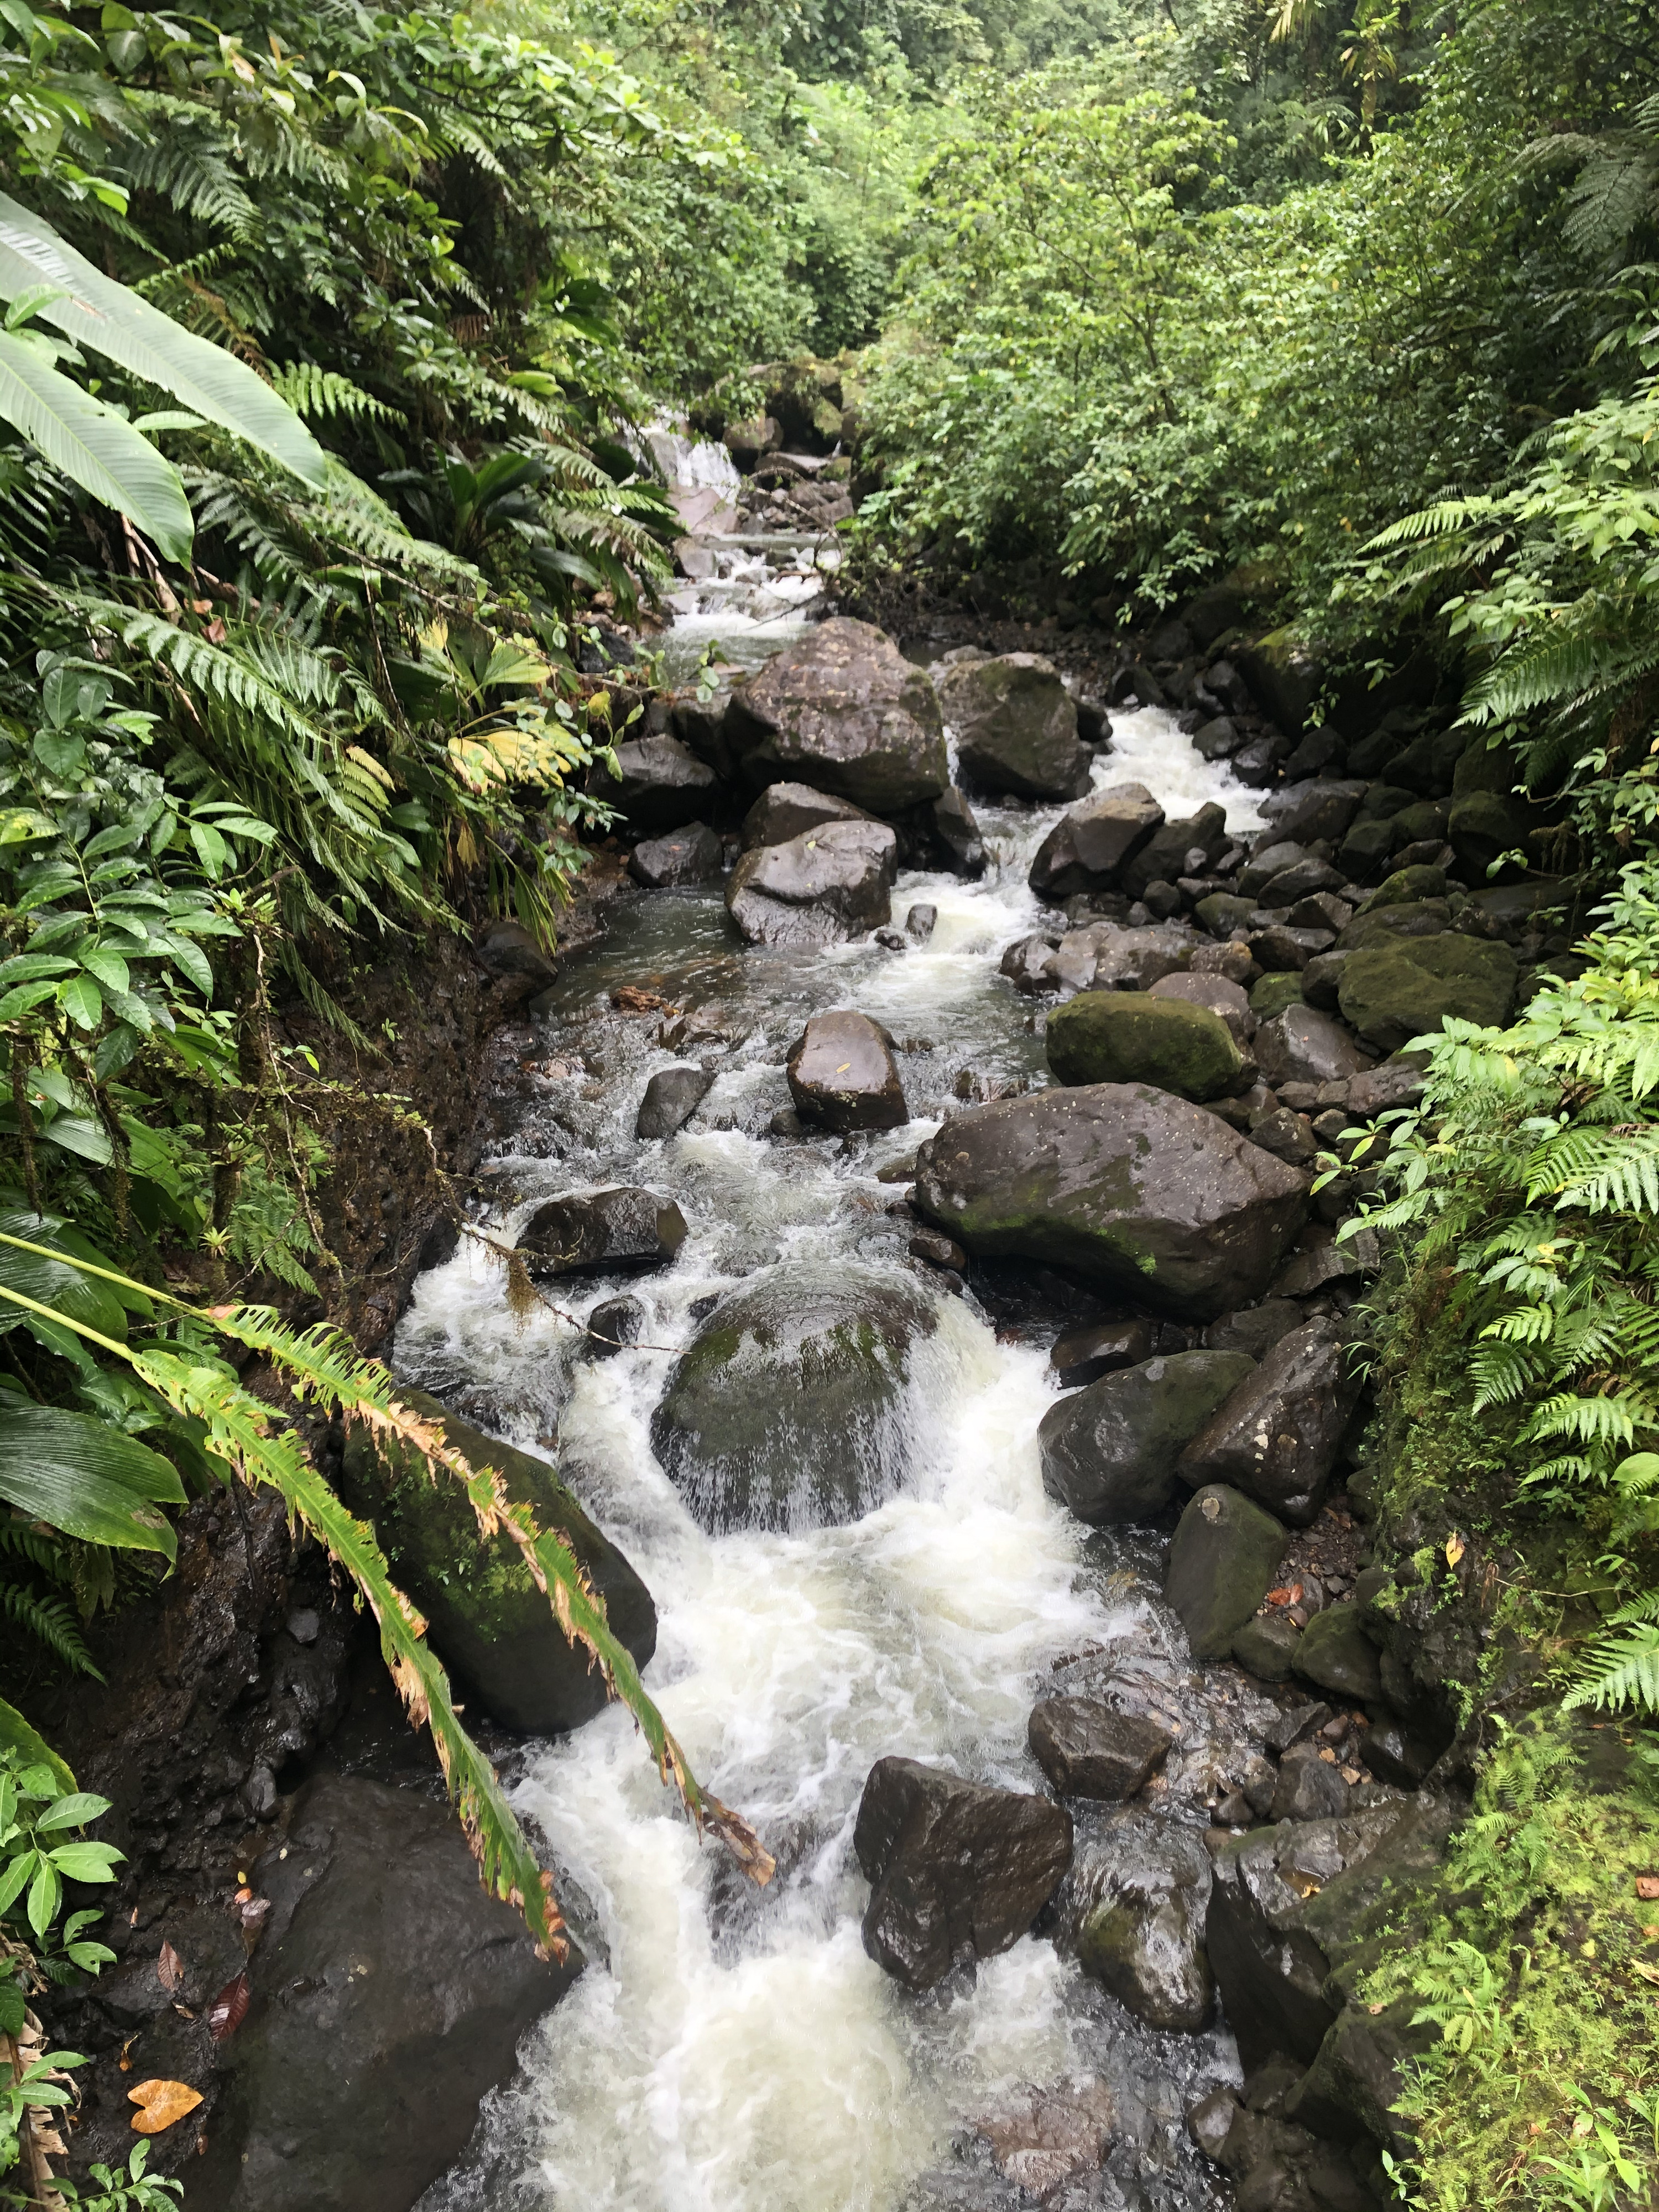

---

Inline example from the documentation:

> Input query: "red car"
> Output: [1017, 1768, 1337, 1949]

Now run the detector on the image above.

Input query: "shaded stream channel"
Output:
[409, 477, 1297, 2212]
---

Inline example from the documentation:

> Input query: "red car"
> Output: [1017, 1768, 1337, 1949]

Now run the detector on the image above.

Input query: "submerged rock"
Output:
[636, 1063, 717, 1140]
[854, 1755, 1073, 1991]
[1039, 1350, 1257, 1524]
[787, 1009, 908, 1131]
[650, 1266, 939, 1531]
[723, 617, 949, 812]
[1047, 990, 1243, 1102]
[914, 1084, 1308, 1321]
[518, 1186, 688, 1277]
[725, 818, 898, 946]
[1070, 1820, 1214, 2033]
[1027, 1697, 1173, 1799]
[938, 652, 1092, 801]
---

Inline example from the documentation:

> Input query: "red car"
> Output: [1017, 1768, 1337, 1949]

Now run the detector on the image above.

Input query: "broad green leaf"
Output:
[0, 953, 76, 984]
[48, 1841, 123, 1880]
[0, 195, 326, 488]
[0, 978, 64, 1021]
[38, 1112, 113, 1164]
[0, 1703, 72, 1796]
[0, 1402, 184, 1556]
[78, 945, 129, 993]
[0, 1848, 35, 1916]
[34, 726, 86, 776]
[36, 1792, 111, 1830]
[27, 1855, 60, 1936]
[0, 1215, 129, 1340]
[59, 970, 101, 1028]
[0, 329, 192, 561]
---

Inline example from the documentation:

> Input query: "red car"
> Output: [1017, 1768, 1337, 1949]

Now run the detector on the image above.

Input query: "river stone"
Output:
[518, 1186, 688, 1277]
[914, 1084, 1308, 1322]
[1027, 1698, 1173, 1799]
[603, 733, 719, 834]
[938, 652, 1092, 800]
[650, 1266, 938, 1531]
[740, 780, 872, 850]
[787, 1010, 907, 1132]
[1120, 802, 1230, 902]
[1027, 782, 1164, 900]
[1203, 1299, 1306, 1360]
[1149, 970, 1254, 1043]
[636, 1063, 717, 1140]
[1001, 931, 1059, 993]
[339, 1389, 656, 1733]
[1052, 919, 1198, 994]
[1338, 932, 1517, 1052]
[585, 1293, 644, 1358]
[1270, 1744, 1352, 1824]
[1252, 1006, 1369, 1089]
[1039, 1351, 1258, 1524]
[628, 822, 723, 888]
[1232, 1611, 1304, 1680]
[931, 785, 987, 876]
[199, 1774, 580, 2212]
[725, 818, 898, 946]
[1165, 1484, 1287, 1658]
[474, 917, 557, 988]
[722, 618, 949, 812]
[1075, 1830, 1214, 2033]
[1195, 891, 1258, 938]
[854, 1756, 1073, 1991]
[1363, 863, 1447, 910]
[1251, 974, 1305, 1019]
[1047, 992, 1243, 1103]
[1176, 1322, 1361, 1527]
[1049, 1317, 1155, 1387]
[1293, 1604, 1384, 1703]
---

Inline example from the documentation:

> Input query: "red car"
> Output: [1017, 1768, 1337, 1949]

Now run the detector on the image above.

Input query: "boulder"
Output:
[1448, 787, 1530, 879]
[914, 1085, 1308, 1322]
[1027, 1698, 1173, 1798]
[1052, 920, 1198, 994]
[931, 785, 987, 877]
[854, 1756, 1073, 1991]
[1149, 970, 1254, 1044]
[1073, 1825, 1214, 2033]
[649, 1265, 938, 1531]
[1047, 991, 1243, 1103]
[518, 1186, 687, 1277]
[1048, 1317, 1155, 1387]
[1251, 974, 1305, 1019]
[739, 780, 872, 851]
[1232, 1611, 1304, 1680]
[1027, 783, 1164, 901]
[1293, 1604, 1384, 1703]
[628, 822, 723, 888]
[1165, 1484, 1287, 1658]
[786, 1010, 908, 1132]
[1345, 1059, 1426, 1117]
[1334, 898, 1449, 952]
[1176, 1322, 1361, 1526]
[636, 1063, 717, 1140]
[583, 1293, 644, 1357]
[938, 653, 1093, 800]
[1338, 933, 1517, 1053]
[602, 733, 719, 834]
[1363, 863, 1446, 909]
[1260, 780, 1368, 850]
[1250, 1008, 1369, 1092]
[196, 1775, 581, 2212]
[1240, 840, 1308, 900]
[1039, 1351, 1258, 1524]
[1195, 891, 1258, 938]
[1000, 932, 1058, 993]
[474, 917, 556, 989]
[725, 818, 898, 947]
[722, 618, 948, 811]
[1270, 1744, 1352, 1824]
[1203, 1299, 1306, 1360]
[1120, 802, 1230, 902]
[338, 1389, 656, 1734]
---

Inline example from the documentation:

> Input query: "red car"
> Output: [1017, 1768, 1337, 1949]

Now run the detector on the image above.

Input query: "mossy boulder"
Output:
[1039, 1350, 1257, 1524]
[339, 1387, 656, 1734]
[1294, 1602, 1384, 1703]
[1046, 991, 1243, 1102]
[1250, 974, 1305, 1019]
[1338, 932, 1517, 1053]
[1076, 1833, 1214, 2033]
[1165, 1483, 1287, 1658]
[1362, 864, 1447, 910]
[938, 652, 1092, 800]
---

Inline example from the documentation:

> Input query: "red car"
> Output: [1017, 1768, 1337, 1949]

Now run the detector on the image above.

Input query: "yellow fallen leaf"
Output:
[129, 2080, 204, 2135]
[1632, 1961, 1659, 1986]
[1446, 1532, 1465, 1568]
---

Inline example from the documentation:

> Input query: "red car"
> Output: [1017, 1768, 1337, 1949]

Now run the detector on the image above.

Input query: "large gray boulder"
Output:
[722, 618, 949, 812]
[518, 1186, 687, 1277]
[1069, 1820, 1214, 2033]
[739, 780, 873, 850]
[1176, 1321, 1362, 1526]
[1149, 970, 1255, 1044]
[854, 1756, 1073, 1991]
[1039, 1350, 1256, 1524]
[1027, 783, 1163, 901]
[1164, 1484, 1287, 1658]
[787, 1010, 907, 1132]
[1051, 920, 1198, 994]
[1047, 991, 1242, 1102]
[338, 1390, 657, 1734]
[196, 1775, 581, 2212]
[650, 1265, 938, 1531]
[1252, 1006, 1370, 1089]
[628, 822, 723, 888]
[725, 818, 897, 946]
[601, 733, 718, 834]
[914, 1085, 1308, 1321]
[1027, 1699, 1173, 1799]
[938, 653, 1092, 800]
[1119, 802, 1230, 902]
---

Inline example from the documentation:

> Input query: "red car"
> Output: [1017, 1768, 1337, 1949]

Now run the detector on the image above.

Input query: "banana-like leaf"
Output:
[0, 329, 193, 561]
[0, 1214, 131, 1344]
[0, 1402, 184, 1557]
[0, 195, 326, 489]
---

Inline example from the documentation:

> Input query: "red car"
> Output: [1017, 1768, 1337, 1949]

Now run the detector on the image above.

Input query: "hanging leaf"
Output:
[0, 329, 193, 561]
[128, 2079, 203, 2135]
[0, 1402, 184, 1556]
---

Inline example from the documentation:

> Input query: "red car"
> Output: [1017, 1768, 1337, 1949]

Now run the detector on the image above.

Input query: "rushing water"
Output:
[409, 566, 1275, 2209]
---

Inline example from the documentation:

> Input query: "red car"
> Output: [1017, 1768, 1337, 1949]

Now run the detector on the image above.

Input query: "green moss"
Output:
[1046, 990, 1241, 1100]
[1250, 972, 1305, 1018]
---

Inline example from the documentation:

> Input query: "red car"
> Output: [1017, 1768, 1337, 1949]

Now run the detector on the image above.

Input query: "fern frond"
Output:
[0, 1580, 102, 1678]
[1562, 1623, 1659, 1711]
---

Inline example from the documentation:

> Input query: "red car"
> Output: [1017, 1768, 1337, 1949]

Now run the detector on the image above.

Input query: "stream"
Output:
[408, 477, 1281, 2212]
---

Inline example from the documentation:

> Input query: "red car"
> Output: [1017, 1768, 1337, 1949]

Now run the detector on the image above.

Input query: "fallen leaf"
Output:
[1341, 1766, 1363, 1785]
[1317, 1747, 1338, 1765]
[1632, 1961, 1659, 1986]
[207, 1971, 249, 2043]
[1445, 1531, 1466, 1568]
[1636, 1875, 1659, 1901]
[156, 1943, 183, 1994]
[129, 2080, 204, 2135]
[118, 2036, 137, 2074]
[1367, 2002, 1384, 2016]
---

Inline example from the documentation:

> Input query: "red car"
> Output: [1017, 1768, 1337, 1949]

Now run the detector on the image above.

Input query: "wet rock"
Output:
[518, 1186, 688, 1277]
[1335, 898, 1450, 952]
[906, 902, 937, 943]
[1249, 1107, 1317, 1169]
[474, 917, 557, 989]
[1338, 933, 1517, 1053]
[1232, 1611, 1304, 1679]
[910, 1228, 967, 1273]
[1261, 857, 1345, 908]
[1039, 1351, 1258, 1524]
[786, 1010, 909, 1133]
[636, 1063, 717, 1139]
[1165, 1485, 1287, 1658]
[1052, 917, 1199, 994]
[914, 1084, 1308, 1321]
[585, 1293, 645, 1357]
[1027, 1698, 1172, 1798]
[650, 1265, 939, 1531]
[603, 733, 719, 834]
[1196, 890, 1259, 938]
[339, 1389, 656, 1734]
[726, 818, 898, 946]
[1253, 1007, 1369, 1090]
[1046, 991, 1243, 1103]
[1000, 932, 1059, 993]
[1149, 969, 1254, 1043]
[1120, 802, 1230, 902]
[972, 2078, 1117, 2201]
[1073, 1825, 1214, 2033]
[1203, 1300, 1306, 1360]
[628, 822, 723, 887]
[723, 618, 949, 812]
[854, 1756, 1073, 1991]
[1270, 1744, 1352, 1823]
[1294, 1605, 1384, 1703]
[1345, 1058, 1426, 1117]
[1193, 2096, 1384, 2212]
[196, 1775, 581, 2212]
[1251, 924, 1333, 974]
[739, 780, 873, 850]
[1261, 780, 1369, 850]
[939, 651, 1092, 801]
[1048, 1318, 1154, 1388]
[1363, 863, 1446, 909]
[1027, 782, 1164, 900]
[931, 786, 987, 877]
[1251, 974, 1305, 1020]
[1176, 1322, 1363, 1526]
